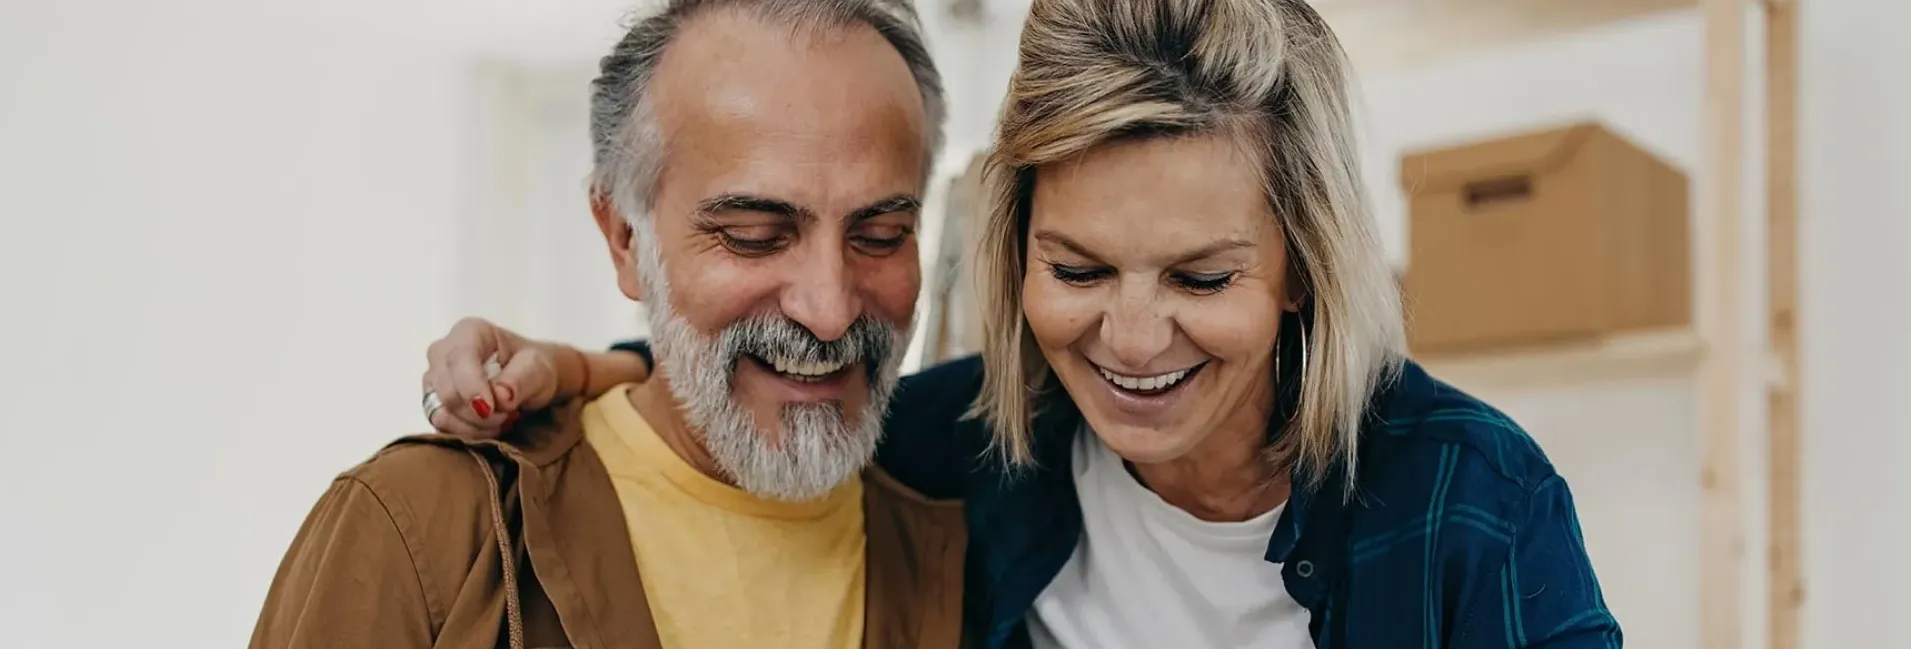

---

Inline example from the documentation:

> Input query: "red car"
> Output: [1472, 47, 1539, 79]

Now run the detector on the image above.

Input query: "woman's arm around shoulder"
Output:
[873, 355, 994, 500]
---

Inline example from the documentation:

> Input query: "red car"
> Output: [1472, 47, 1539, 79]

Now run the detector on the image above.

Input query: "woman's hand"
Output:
[422, 318, 653, 438]
[422, 318, 567, 438]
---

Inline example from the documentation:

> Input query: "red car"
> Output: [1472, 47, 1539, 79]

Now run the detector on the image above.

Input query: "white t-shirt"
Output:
[1027, 431, 1313, 649]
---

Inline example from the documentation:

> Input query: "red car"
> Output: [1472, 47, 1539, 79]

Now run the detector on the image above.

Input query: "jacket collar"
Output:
[452, 399, 966, 649]
[861, 467, 970, 649]
[375, 400, 663, 649]
[505, 400, 666, 649]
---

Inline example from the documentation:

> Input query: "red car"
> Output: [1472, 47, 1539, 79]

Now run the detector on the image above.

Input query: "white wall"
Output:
[1798, 1, 1911, 647]
[458, 63, 646, 349]
[916, 2, 1027, 177]
[0, 1, 515, 645]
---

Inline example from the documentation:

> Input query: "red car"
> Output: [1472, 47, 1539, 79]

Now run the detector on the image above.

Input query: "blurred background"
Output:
[1, 0, 1905, 647]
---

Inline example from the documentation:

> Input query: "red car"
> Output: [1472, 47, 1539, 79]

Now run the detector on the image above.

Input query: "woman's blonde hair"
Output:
[967, 0, 1406, 489]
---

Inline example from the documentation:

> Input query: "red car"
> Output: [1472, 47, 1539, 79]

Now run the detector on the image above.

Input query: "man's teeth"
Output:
[1098, 366, 1192, 392]
[769, 355, 849, 378]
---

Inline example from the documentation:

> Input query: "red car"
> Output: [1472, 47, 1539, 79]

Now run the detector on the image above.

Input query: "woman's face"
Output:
[1023, 134, 1299, 464]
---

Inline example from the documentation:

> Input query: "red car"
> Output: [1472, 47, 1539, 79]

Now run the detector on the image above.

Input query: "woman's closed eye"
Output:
[1046, 262, 1238, 295]
[1048, 263, 1112, 286]
[1171, 271, 1236, 295]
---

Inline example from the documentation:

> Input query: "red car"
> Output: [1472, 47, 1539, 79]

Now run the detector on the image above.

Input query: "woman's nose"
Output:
[1099, 278, 1172, 370]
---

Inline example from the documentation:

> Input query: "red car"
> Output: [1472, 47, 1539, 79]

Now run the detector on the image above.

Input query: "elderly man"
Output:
[249, 2, 963, 648]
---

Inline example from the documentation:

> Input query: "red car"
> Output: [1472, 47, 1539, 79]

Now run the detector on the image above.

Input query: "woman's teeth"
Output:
[1098, 366, 1192, 392]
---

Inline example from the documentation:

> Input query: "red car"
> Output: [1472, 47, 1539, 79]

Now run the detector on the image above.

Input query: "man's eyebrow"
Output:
[847, 195, 921, 222]
[694, 194, 815, 222]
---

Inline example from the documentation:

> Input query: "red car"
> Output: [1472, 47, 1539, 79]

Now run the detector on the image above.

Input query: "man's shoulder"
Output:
[345, 401, 588, 491]
[332, 435, 506, 537]
[264, 436, 510, 619]
[343, 435, 489, 490]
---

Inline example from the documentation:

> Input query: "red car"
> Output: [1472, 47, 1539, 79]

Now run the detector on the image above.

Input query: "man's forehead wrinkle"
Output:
[647, 16, 849, 139]
[656, 6, 867, 78]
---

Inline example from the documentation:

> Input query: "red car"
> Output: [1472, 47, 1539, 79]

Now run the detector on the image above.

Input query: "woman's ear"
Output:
[1282, 262, 1309, 313]
[591, 190, 646, 302]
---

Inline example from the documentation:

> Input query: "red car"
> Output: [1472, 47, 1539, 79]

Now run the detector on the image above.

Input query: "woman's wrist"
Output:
[547, 345, 651, 401]
[562, 344, 593, 400]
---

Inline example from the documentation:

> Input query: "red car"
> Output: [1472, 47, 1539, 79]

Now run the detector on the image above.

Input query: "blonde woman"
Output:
[421, 1, 1617, 647]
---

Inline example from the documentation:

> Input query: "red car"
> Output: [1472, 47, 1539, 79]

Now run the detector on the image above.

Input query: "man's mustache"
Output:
[715, 312, 898, 378]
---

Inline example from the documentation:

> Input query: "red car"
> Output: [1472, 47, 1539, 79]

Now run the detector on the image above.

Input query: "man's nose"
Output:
[779, 240, 863, 342]
[1099, 277, 1172, 370]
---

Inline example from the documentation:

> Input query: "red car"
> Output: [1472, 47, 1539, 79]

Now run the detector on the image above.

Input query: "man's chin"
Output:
[703, 402, 880, 502]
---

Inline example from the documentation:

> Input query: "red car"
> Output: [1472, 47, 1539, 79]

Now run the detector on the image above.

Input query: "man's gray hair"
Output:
[588, 0, 948, 224]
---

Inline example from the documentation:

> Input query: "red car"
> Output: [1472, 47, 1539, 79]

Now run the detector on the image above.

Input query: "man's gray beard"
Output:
[635, 236, 909, 501]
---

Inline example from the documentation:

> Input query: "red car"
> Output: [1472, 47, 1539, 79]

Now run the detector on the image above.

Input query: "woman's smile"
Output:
[1089, 359, 1209, 416]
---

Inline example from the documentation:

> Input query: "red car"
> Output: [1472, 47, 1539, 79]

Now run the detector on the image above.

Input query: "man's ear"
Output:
[591, 191, 646, 302]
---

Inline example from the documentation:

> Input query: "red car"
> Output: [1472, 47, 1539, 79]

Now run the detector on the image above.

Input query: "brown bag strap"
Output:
[467, 449, 526, 649]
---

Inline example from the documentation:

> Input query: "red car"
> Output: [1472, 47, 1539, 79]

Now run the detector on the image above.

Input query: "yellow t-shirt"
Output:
[581, 385, 866, 649]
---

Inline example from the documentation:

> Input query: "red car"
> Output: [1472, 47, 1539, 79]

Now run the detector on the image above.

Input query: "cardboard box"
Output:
[1400, 122, 1690, 353]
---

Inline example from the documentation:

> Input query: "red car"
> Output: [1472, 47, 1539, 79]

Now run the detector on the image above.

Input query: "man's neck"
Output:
[627, 377, 733, 487]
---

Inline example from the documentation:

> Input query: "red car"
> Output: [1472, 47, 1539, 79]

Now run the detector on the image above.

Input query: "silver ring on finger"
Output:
[422, 390, 445, 423]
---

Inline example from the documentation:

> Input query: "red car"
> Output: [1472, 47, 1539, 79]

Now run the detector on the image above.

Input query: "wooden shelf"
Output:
[1415, 328, 1703, 392]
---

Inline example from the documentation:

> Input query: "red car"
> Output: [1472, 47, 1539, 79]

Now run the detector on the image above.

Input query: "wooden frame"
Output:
[1697, 1, 1747, 646]
[1764, 0, 1802, 647]
[1698, 1, 1802, 647]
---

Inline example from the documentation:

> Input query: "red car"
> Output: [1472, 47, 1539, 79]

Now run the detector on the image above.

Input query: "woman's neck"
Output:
[1127, 390, 1291, 523]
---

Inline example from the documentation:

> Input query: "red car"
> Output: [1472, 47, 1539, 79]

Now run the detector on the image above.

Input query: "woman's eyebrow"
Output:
[1171, 238, 1256, 264]
[1032, 231, 1255, 265]
[1032, 230, 1103, 262]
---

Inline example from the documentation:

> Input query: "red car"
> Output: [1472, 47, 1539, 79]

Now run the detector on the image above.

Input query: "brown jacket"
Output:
[250, 402, 967, 649]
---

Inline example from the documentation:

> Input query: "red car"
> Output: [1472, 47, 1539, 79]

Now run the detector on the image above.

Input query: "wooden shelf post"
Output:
[1699, 0, 1748, 647]
[1765, 0, 1803, 647]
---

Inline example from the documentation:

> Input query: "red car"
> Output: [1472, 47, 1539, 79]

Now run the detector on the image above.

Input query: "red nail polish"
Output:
[472, 398, 493, 419]
[495, 384, 515, 404]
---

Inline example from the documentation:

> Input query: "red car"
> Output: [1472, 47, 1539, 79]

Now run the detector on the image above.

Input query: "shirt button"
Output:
[1296, 560, 1316, 578]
